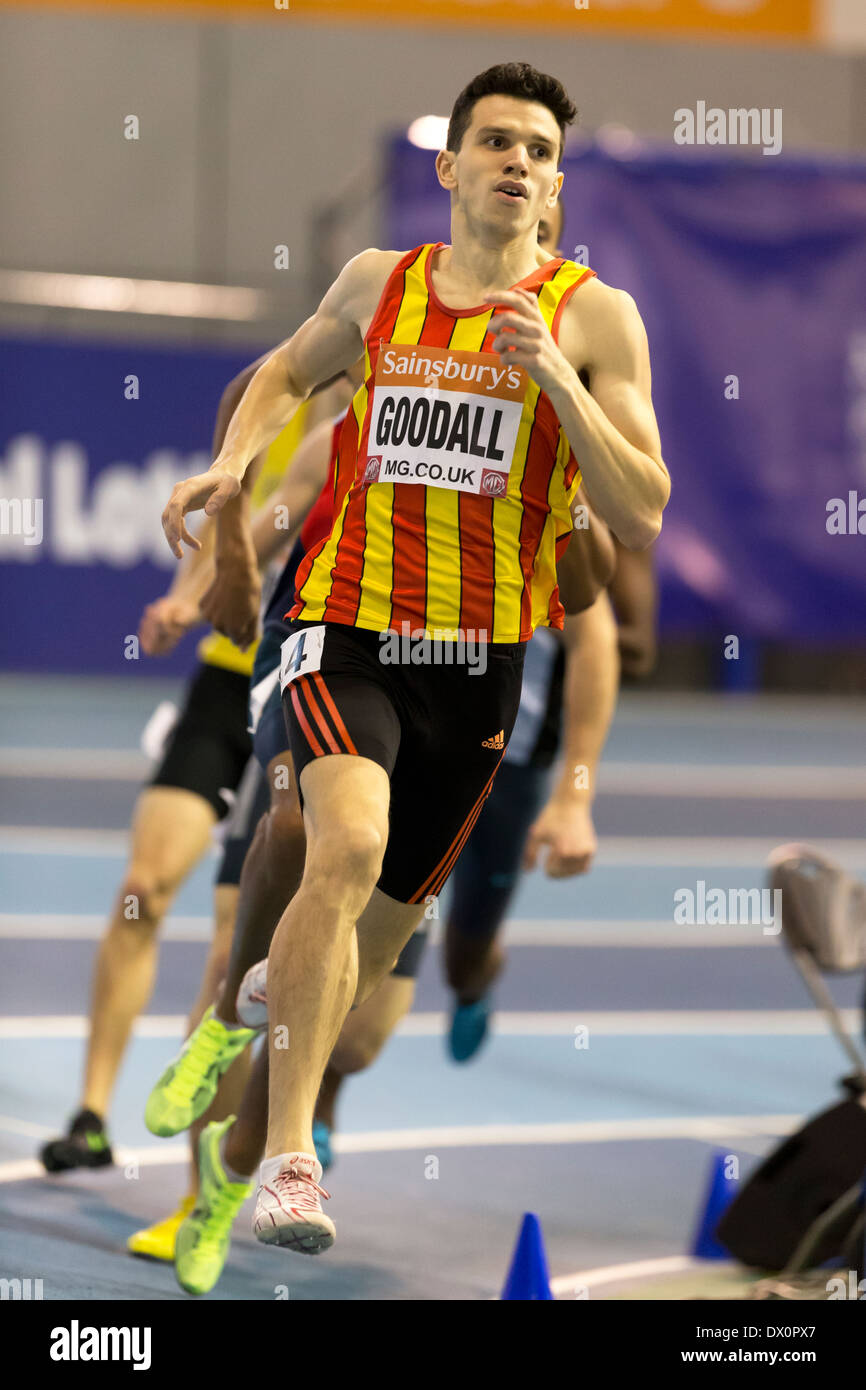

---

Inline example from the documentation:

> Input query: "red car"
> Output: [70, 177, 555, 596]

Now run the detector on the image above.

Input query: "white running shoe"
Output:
[236, 959, 268, 1030]
[253, 1153, 335, 1254]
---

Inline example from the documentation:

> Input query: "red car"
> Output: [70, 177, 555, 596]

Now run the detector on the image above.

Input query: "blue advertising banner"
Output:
[386, 140, 866, 641]
[0, 337, 264, 674]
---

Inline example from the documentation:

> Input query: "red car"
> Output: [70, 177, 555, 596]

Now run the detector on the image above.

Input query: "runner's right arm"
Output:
[161, 249, 390, 557]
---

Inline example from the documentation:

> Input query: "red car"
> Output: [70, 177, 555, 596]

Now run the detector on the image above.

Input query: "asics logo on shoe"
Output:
[481, 729, 505, 749]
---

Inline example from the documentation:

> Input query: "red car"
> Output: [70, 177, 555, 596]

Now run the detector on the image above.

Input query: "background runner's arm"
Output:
[556, 493, 616, 615]
[139, 389, 265, 652]
[608, 538, 658, 680]
[142, 418, 332, 657]
[137, 516, 216, 656]
[522, 589, 619, 878]
[208, 373, 353, 616]
[162, 247, 377, 558]
[250, 417, 336, 565]
[555, 590, 620, 806]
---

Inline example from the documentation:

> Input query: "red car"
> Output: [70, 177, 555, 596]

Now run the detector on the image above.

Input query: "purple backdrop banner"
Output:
[386, 140, 866, 640]
[3, 148, 866, 677]
[0, 336, 263, 674]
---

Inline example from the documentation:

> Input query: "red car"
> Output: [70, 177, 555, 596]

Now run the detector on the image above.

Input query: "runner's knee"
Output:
[309, 822, 386, 893]
[330, 1029, 387, 1075]
[118, 872, 174, 929]
[266, 797, 305, 851]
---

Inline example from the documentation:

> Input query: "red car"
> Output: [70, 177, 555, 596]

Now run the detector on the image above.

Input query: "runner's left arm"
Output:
[487, 283, 669, 549]
[522, 589, 619, 878]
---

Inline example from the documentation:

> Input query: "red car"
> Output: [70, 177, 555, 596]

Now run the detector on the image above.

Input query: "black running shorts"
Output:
[280, 620, 525, 905]
[150, 662, 253, 819]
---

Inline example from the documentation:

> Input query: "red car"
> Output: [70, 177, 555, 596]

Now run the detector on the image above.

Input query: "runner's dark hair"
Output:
[448, 63, 577, 164]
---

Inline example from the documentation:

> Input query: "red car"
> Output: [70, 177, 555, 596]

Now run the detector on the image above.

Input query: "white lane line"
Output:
[594, 840, 866, 868]
[0, 914, 217, 941]
[0, 1016, 189, 1039]
[0, 1010, 860, 1040]
[330, 1114, 799, 1153]
[4, 829, 866, 867]
[2, 747, 862, 799]
[610, 694, 866, 728]
[0, 1114, 56, 1139]
[549, 1255, 710, 1297]
[0, 828, 219, 856]
[400, 1010, 865, 1036]
[597, 764, 866, 799]
[0, 913, 780, 946]
[0, 1146, 188, 1183]
[0, 749, 148, 779]
[0, 1115, 798, 1184]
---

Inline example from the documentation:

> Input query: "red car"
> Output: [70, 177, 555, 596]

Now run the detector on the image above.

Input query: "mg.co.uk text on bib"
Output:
[365, 344, 528, 499]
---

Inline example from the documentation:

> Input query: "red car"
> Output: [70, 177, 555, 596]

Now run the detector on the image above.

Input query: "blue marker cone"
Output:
[501, 1212, 554, 1300]
[690, 1150, 736, 1259]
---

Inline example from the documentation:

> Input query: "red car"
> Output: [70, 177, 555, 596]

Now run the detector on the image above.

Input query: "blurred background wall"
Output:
[2, 0, 866, 687]
[2, 4, 865, 343]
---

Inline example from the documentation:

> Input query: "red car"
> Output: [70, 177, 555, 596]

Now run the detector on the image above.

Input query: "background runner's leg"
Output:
[317, 974, 417, 1130]
[83, 786, 217, 1117]
[214, 751, 306, 1024]
[185, 883, 253, 1194]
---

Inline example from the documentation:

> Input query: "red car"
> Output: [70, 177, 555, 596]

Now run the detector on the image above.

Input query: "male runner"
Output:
[158, 62, 669, 1255]
[147, 412, 616, 1294]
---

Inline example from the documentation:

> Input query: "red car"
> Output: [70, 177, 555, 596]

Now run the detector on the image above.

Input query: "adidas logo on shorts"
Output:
[481, 729, 505, 750]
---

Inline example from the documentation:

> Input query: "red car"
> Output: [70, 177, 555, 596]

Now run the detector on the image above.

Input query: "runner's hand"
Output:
[487, 288, 571, 397]
[138, 596, 202, 657]
[200, 559, 261, 652]
[522, 797, 597, 878]
[162, 466, 241, 559]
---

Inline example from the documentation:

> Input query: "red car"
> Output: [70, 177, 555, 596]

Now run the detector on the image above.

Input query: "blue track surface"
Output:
[1, 678, 864, 1299]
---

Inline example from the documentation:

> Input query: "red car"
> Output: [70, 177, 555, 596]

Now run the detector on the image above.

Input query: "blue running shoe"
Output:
[448, 998, 491, 1063]
[313, 1119, 333, 1172]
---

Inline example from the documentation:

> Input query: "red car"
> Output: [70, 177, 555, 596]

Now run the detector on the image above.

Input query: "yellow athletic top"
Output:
[290, 244, 594, 642]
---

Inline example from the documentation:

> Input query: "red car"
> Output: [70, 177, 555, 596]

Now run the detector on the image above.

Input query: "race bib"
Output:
[364, 344, 528, 498]
[279, 625, 326, 693]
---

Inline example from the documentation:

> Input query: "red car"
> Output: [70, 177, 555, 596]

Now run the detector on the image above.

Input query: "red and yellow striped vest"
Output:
[289, 242, 595, 643]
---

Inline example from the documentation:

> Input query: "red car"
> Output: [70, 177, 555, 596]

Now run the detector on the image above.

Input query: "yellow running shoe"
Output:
[127, 1194, 196, 1261]
[175, 1117, 253, 1295]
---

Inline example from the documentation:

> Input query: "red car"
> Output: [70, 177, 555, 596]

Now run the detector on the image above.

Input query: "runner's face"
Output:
[451, 95, 562, 236]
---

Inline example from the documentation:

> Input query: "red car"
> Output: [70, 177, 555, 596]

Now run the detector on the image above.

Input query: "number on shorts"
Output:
[279, 625, 326, 693]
